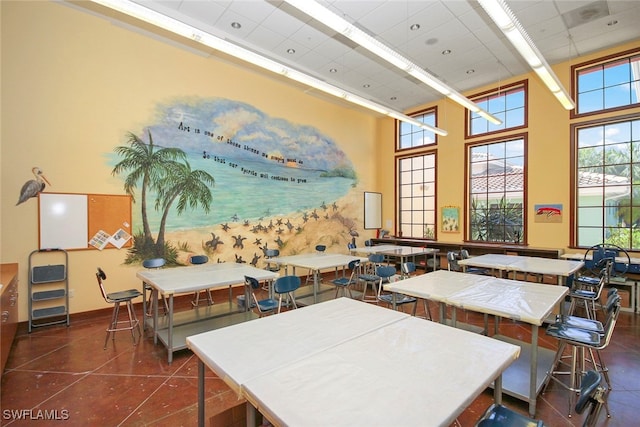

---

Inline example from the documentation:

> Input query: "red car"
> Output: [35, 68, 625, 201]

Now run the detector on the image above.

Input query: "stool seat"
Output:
[545, 324, 601, 346]
[107, 289, 143, 302]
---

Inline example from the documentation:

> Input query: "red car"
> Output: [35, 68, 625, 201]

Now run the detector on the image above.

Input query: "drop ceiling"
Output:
[73, 0, 640, 113]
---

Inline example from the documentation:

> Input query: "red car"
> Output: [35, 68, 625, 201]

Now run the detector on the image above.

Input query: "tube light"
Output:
[478, 0, 575, 110]
[283, 0, 502, 125]
[90, 0, 447, 135]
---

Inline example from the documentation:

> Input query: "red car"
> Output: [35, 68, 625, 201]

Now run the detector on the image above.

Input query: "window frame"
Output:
[571, 47, 640, 119]
[465, 80, 528, 139]
[395, 106, 439, 152]
[396, 150, 438, 241]
[570, 113, 640, 250]
[465, 133, 528, 245]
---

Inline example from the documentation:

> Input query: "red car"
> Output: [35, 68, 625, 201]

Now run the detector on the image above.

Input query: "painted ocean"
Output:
[110, 97, 358, 234]
[127, 151, 354, 232]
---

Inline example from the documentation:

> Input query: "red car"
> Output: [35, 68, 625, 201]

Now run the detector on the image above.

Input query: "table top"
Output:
[353, 245, 438, 257]
[458, 254, 583, 277]
[562, 252, 640, 265]
[385, 270, 568, 326]
[136, 263, 279, 295]
[187, 298, 520, 427]
[270, 253, 366, 270]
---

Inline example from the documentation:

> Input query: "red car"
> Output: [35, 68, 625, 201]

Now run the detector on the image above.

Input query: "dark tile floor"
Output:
[2, 283, 639, 426]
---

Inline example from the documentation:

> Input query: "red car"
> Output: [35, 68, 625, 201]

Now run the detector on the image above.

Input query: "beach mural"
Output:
[110, 97, 362, 265]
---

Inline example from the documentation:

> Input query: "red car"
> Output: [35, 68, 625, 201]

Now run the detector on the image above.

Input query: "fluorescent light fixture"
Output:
[477, 0, 575, 110]
[90, 0, 447, 136]
[283, 0, 502, 125]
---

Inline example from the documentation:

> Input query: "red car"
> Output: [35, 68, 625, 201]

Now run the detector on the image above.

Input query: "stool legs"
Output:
[104, 300, 141, 349]
[360, 279, 378, 302]
[191, 289, 214, 307]
[543, 342, 611, 418]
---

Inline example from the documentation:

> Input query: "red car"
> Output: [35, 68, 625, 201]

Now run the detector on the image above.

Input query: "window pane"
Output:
[505, 107, 525, 128]
[578, 68, 602, 92]
[575, 118, 640, 250]
[578, 90, 604, 113]
[397, 153, 436, 239]
[576, 52, 640, 114]
[604, 84, 631, 109]
[603, 60, 630, 87]
[468, 84, 526, 136]
[468, 137, 525, 243]
[397, 109, 437, 149]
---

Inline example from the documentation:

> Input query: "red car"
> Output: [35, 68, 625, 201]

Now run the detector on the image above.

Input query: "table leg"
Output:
[198, 359, 205, 427]
[494, 374, 503, 405]
[246, 402, 257, 427]
[153, 289, 159, 345]
[142, 282, 147, 331]
[529, 324, 539, 417]
[168, 294, 174, 364]
[313, 270, 319, 303]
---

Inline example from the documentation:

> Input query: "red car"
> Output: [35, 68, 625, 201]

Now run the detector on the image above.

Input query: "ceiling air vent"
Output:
[561, 0, 610, 29]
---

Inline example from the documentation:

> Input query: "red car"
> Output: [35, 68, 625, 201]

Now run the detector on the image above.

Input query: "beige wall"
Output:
[1, 1, 378, 320]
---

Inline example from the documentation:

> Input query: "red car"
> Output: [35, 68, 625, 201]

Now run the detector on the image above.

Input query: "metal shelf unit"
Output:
[28, 249, 70, 332]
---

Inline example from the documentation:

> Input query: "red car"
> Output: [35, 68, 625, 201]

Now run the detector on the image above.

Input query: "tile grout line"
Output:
[116, 353, 196, 426]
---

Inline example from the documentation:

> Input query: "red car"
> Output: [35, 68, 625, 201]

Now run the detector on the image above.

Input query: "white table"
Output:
[353, 244, 439, 271]
[385, 270, 568, 417]
[186, 298, 520, 427]
[458, 253, 583, 285]
[137, 263, 279, 363]
[269, 253, 366, 303]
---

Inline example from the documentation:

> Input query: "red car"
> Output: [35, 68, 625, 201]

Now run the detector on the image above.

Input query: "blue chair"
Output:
[476, 370, 605, 427]
[142, 258, 167, 319]
[569, 258, 613, 319]
[189, 255, 212, 307]
[359, 253, 384, 302]
[274, 275, 301, 313]
[331, 259, 360, 298]
[460, 249, 490, 275]
[305, 244, 327, 286]
[401, 262, 432, 320]
[447, 251, 462, 271]
[96, 268, 142, 349]
[475, 403, 544, 427]
[375, 265, 418, 313]
[264, 248, 281, 272]
[244, 276, 278, 317]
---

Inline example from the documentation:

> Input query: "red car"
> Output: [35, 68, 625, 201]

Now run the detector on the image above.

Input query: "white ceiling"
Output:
[77, 0, 640, 113]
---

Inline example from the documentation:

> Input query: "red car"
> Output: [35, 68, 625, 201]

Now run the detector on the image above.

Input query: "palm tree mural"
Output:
[112, 130, 214, 262]
[154, 161, 215, 251]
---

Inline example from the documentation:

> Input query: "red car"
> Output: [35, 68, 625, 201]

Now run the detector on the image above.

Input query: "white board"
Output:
[39, 193, 88, 250]
[364, 192, 382, 229]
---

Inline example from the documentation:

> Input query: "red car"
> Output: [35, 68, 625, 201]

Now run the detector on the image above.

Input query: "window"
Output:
[397, 108, 437, 150]
[574, 117, 640, 250]
[468, 136, 526, 243]
[398, 153, 436, 239]
[467, 81, 527, 137]
[574, 49, 640, 116]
